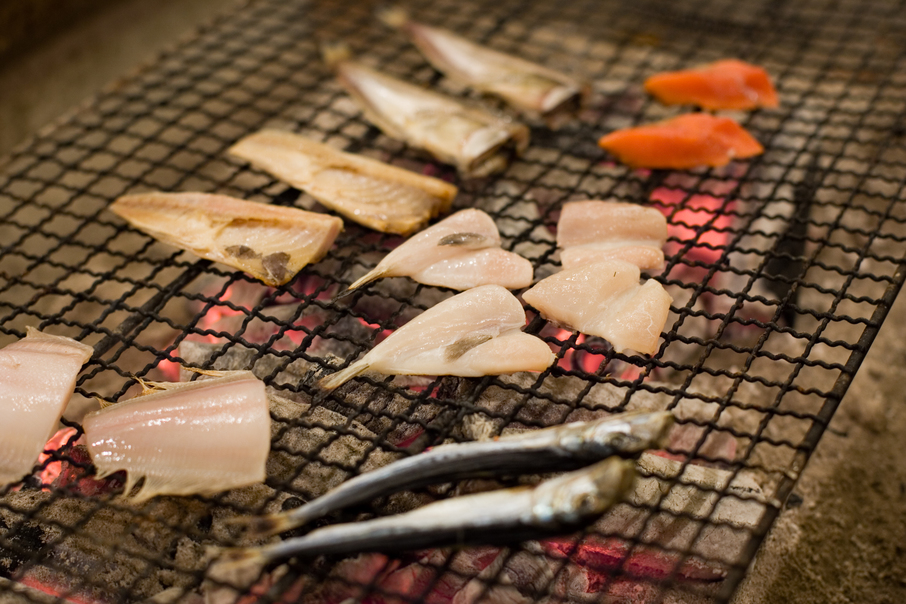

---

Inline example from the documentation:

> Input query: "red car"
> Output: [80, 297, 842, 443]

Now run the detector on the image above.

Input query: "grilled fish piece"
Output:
[109, 192, 342, 286]
[229, 130, 457, 236]
[645, 59, 779, 111]
[557, 200, 667, 271]
[83, 371, 270, 501]
[523, 260, 673, 355]
[322, 43, 529, 178]
[379, 7, 588, 127]
[345, 208, 533, 293]
[319, 284, 554, 390]
[224, 457, 635, 564]
[0, 328, 93, 487]
[246, 411, 672, 536]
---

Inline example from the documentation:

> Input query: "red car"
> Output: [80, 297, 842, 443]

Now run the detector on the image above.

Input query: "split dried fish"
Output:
[322, 42, 529, 178]
[83, 370, 270, 501]
[0, 328, 93, 486]
[523, 259, 673, 355]
[319, 284, 554, 390]
[345, 208, 533, 293]
[228, 129, 457, 235]
[245, 411, 672, 536]
[109, 192, 343, 286]
[379, 7, 588, 127]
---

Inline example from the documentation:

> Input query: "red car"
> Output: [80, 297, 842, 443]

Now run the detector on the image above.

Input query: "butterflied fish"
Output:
[229, 130, 457, 235]
[523, 260, 673, 355]
[557, 200, 667, 270]
[109, 192, 342, 286]
[0, 328, 94, 487]
[345, 208, 533, 293]
[82, 370, 270, 501]
[245, 411, 672, 536]
[645, 59, 779, 111]
[379, 7, 588, 128]
[322, 42, 529, 178]
[319, 284, 553, 390]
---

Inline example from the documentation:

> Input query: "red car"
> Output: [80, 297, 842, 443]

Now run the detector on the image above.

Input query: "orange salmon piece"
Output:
[598, 113, 764, 169]
[644, 59, 779, 110]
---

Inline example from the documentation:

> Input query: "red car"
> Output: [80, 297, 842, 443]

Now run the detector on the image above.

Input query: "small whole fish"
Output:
[0, 328, 94, 487]
[229, 130, 457, 236]
[645, 59, 779, 111]
[221, 457, 635, 565]
[557, 200, 667, 271]
[109, 192, 343, 286]
[322, 42, 529, 178]
[598, 113, 764, 170]
[319, 284, 554, 390]
[245, 411, 673, 536]
[83, 370, 270, 501]
[344, 208, 533, 293]
[523, 260, 673, 355]
[379, 7, 588, 128]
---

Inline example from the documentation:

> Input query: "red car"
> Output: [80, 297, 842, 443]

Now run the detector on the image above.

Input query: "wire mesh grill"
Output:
[2, 0, 906, 602]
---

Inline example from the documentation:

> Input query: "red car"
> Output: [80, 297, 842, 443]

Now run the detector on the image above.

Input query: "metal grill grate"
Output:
[2, 0, 906, 603]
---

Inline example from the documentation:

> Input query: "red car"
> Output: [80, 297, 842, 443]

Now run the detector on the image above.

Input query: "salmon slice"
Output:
[598, 114, 763, 170]
[644, 59, 778, 111]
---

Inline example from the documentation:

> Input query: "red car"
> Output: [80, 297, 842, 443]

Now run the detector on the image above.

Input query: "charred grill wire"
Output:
[2, 0, 906, 604]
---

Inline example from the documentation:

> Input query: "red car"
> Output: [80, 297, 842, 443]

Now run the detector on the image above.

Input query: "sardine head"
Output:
[561, 411, 674, 458]
[529, 458, 636, 528]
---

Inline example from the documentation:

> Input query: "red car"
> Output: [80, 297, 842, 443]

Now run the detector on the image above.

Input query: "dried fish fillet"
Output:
[557, 201, 667, 270]
[379, 7, 588, 127]
[523, 260, 673, 355]
[346, 209, 532, 293]
[109, 192, 342, 286]
[322, 43, 529, 178]
[319, 284, 554, 390]
[0, 328, 93, 486]
[83, 371, 270, 501]
[229, 130, 457, 235]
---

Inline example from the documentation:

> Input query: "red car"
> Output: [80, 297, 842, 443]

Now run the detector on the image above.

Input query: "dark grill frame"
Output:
[2, 0, 906, 603]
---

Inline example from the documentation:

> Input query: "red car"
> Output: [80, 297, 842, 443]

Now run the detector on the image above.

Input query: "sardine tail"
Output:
[376, 5, 410, 29]
[318, 361, 371, 391]
[321, 40, 352, 68]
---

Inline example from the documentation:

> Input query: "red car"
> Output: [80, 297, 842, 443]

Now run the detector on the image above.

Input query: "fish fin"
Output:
[437, 232, 490, 248]
[97, 397, 116, 410]
[183, 367, 233, 379]
[443, 333, 494, 362]
[228, 512, 302, 538]
[318, 361, 371, 391]
[376, 5, 410, 29]
[321, 40, 352, 68]
[342, 267, 389, 295]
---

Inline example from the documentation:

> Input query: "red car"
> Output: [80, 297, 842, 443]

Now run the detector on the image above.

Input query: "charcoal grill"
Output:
[2, 0, 906, 602]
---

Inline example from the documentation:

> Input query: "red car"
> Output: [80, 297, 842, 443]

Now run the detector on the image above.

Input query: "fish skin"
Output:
[109, 192, 342, 286]
[0, 328, 93, 487]
[319, 284, 553, 390]
[246, 411, 672, 536]
[522, 259, 673, 355]
[598, 113, 764, 169]
[229, 130, 457, 235]
[380, 7, 588, 127]
[323, 45, 529, 178]
[645, 59, 779, 111]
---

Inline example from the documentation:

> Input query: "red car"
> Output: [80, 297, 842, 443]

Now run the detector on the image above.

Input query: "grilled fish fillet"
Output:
[645, 59, 778, 111]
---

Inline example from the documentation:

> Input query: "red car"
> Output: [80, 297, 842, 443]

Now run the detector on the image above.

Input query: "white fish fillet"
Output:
[323, 43, 529, 178]
[380, 7, 588, 127]
[522, 260, 673, 355]
[83, 371, 270, 501]
[0, 328, 93, 486]
[229, 130, 458, 235]
[109, 192, 343, 286]
[346, 209, 532, 292]
[557, 201, 667, 271]
[319, 285, 553, 390]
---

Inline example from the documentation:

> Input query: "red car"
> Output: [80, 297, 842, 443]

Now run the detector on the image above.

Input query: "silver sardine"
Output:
[322, 42, 529, 178]
[246, 411, 672, 536]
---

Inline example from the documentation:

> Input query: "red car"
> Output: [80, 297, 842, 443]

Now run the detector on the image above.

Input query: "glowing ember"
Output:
[37, 427, 78, 488]
[652, 187, 734, 268]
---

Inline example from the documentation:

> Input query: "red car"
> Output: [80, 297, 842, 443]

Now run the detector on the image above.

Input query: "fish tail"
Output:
[318, 361, 370, 391]
[376, 5, 410, 29]
[320, 40, 352, 68]
[244, 512, 307, 537]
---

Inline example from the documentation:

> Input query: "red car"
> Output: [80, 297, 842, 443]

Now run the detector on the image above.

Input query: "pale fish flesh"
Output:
[557, 200, 667, 271]
[0, 328, 93, 486]
[82, 371, 270, 501]
[109, 192, 343, 286]
[379, 7, 588, 127]
[522, 259, 673, 355]
[228, 129, 457, 235]
[322, 43, 529, 178]
[319, 284, 554, 390]
[345, 208, 533, 293]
